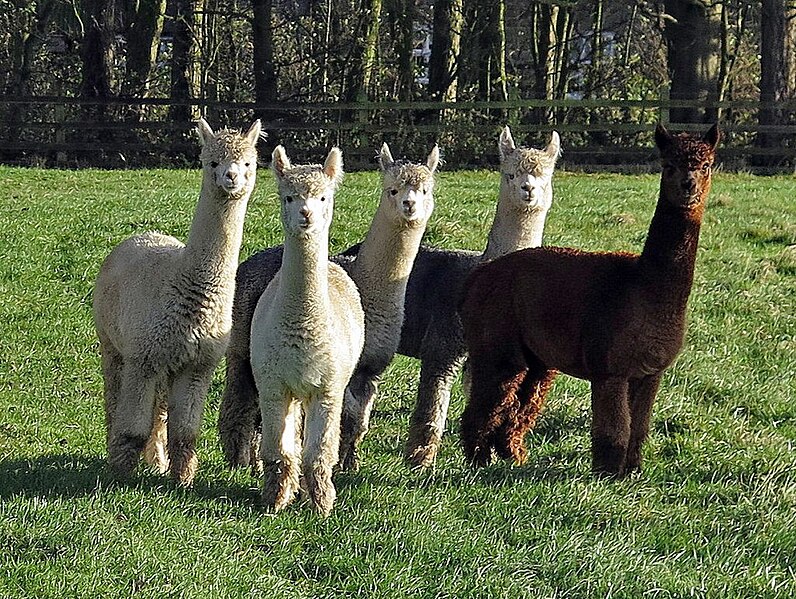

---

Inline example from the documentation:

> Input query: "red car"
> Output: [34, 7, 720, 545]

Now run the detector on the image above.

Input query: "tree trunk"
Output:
[123, 0, 166, 99]
[80, 0, 115, 120]
[755, 0, 796, 169]
[170, 0, 202, 127]
[394, 0, 416, 102]
[427, 0, 462, 104]
[252, 0, 278, 121]
[662, 0, 722, 124]
[475, 0, 508, 104]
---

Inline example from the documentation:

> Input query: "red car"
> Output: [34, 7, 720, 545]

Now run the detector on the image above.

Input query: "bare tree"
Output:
[170, 0, 202, 126]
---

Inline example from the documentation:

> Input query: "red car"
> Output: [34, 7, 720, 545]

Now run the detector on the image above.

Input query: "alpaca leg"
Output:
[99, 341, 123, 452]
[260, 395, 301, 512]
[166, 366, 214, 487]
[404, 353, 465, 468]
[143, 380, 169, 474]
[626, 373, 662, 473]
[338, 370, 378, 472]
[303, 391, 342, 516]
[590, 377, 631, 477]
[107, 363, 159, 477]
[218, 349, 262, 473]
[460, 356, 526, 468]
[495, 368, 557, 464]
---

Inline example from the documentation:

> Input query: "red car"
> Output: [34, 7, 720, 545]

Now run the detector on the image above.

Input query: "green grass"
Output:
[1, 164, 795, 598]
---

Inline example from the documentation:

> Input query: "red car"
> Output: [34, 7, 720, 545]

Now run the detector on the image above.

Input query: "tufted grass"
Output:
[1, 162, 795, 598]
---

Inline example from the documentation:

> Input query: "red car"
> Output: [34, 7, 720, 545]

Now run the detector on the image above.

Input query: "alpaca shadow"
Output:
[0, 453, 258, 505]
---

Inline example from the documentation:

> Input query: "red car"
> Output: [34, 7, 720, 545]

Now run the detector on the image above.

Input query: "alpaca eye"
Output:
[702, 163, 711, 172]
[507, 173, 515, 180]
[320, 196, 326, 202]
[285, 195, 293, 203]
[390, 189, 398, 196]
[245, 162, 251, 168]
[210, 161, 219, 168]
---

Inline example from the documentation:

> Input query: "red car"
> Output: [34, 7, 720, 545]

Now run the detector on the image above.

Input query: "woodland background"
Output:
[0, 0, 794, 171]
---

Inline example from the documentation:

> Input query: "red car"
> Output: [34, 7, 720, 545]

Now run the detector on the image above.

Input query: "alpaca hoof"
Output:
[466, 445, 495, 469]
[592, 437, 627, 478]
[108, 434, 147, 478]
[337, 446, 360, 472]
[404, 443, 438, 469]
[306, 475, 336, 517]
[262, 460, 299, 512]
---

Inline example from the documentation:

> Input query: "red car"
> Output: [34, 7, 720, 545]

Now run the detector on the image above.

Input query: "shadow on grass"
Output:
[0, 452, 258, 505]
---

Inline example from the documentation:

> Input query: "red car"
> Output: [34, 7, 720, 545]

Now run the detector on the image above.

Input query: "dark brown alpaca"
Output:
[459, 124, 720, 477]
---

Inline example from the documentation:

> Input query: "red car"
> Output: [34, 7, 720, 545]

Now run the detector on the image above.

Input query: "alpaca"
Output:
[402, 126, 561, 467]
[93, 118, 262, 486]
[217, 144, 439, 473]
[250, 145, 364, 515]
[458, 124, 720, 477]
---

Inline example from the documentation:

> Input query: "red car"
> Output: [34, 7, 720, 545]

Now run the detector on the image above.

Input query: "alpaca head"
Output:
[498, 126, 561, 213]
[196, 118, 262, 198]
[655, 123, 720, 209]
[271, 145, 344, 238]
[378, 143, 439, 227]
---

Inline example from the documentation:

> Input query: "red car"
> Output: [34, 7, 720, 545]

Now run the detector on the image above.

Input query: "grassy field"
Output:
[0, 161, 794, 598]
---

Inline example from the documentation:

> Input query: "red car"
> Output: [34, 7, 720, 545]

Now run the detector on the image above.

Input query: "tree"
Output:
[169, 0, 201, 126]
[252, 0, 278, 119]
[756, 0, 796, 167]
[122, 0, 166, 99]
[427, 0, 462, 104]
[661, 0, 722, 124]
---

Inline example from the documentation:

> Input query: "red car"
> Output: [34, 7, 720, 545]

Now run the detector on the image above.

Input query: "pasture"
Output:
[0, 162, 794, 597]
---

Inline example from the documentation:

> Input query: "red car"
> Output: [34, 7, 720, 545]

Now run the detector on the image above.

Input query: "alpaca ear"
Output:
[546, 131, 562, 161]
[271, 145, 290, 178]
[654, 123, 673, 151]
[196, 118, 214, 146]
[499, 125, 515, 160]
[245, 119, 263, 146]
[426, 145, 440, 173]
[379, 143, 394, 171]
[703, 123, 720, 149]
[324, 147, 344, 185]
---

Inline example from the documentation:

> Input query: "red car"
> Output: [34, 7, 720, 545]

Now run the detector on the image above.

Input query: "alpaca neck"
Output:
[352, 201, 425, 298]
[280, 230, 331, 316]
[182, 184, 249, 291]
[482, 187, 548, 261]
[639, 189, 704, 310]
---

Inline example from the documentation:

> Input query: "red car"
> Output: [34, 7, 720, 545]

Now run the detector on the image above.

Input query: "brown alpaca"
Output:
[459, 124, 720, 477]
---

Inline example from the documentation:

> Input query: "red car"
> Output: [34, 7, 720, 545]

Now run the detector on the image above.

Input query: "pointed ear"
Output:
[546, 131, 561, 161]
[704, 123, 720, 149]
[196, 118, 214, 146]
[379, 142, 394, 171]
[654, 123, 673, 151]
[499, 125, 515, 161]
[245, 119, 263, 146]
[323, 147, 344, 185]
[426, 145, 440, 173]
[271, 145, 290, 178]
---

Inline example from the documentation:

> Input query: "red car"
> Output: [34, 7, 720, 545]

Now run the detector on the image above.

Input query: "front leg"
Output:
[626, 373, 663, 473]
[166, 365, 215, 487]
[260, 394, 302, 513]
[303, 389, 343, 516]
[590, 377, 631, 478]
[338, 369, 378, 472]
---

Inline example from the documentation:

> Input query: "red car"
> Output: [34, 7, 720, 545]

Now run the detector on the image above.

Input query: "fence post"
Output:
[659, 85, 670, 125]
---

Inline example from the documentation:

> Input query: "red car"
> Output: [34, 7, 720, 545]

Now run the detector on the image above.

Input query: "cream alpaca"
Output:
[250, 146, 364, 516]
[93, 118, 261, 485]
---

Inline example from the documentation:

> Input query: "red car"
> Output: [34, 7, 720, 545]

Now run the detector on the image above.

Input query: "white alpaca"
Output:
[402, 125, 561, 467]
[337, 143, 439, 470]
[250, 145, 364, 516]
[93, 118, 261, 486]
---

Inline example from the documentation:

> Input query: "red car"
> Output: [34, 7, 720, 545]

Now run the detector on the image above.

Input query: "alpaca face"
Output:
[197, 119, 262, 198]
[379, 143, 439, 226]
[656, 124, 719, 209]
[498, 127, 560, 212]
[271, 146, 343, 238]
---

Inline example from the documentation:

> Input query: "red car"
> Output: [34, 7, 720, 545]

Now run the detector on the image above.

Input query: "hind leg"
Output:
[107, 363, 159, 478]
[99, 340, 123, 451]
[218, 348, 262, 473]
[590, 377, 631, 477]
[304, 389, 343, 516]
[460, 351, 527, 468]
[143, 379, 169, 474]
[338, 370, 378, 472]
[494, 368, 557, 464]
[260, 394, 302, 513]
[626, 373, 662, 473]
[404, 350, 465, 468]
[166, 365, 215, 487]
